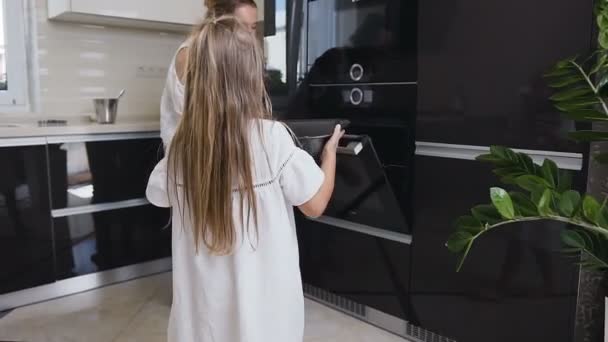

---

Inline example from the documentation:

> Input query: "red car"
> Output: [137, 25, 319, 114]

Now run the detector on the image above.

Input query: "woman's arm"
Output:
[298, 125, 344, 218]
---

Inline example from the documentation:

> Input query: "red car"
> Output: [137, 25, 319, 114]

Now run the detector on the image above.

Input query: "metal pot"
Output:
[93, 89, 125, 124]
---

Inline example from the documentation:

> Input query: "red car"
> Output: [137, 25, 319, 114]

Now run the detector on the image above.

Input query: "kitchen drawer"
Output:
[409, 155, 580, 342]
[47, 138, 163, 210]
[0, 145, 54, 295]
[297, 216, 412, 321]
[53, 205, 171, 280]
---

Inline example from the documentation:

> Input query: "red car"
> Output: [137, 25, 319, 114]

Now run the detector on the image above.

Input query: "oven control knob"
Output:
[349, 88, 364, 106]
[349, 63, 364, 82]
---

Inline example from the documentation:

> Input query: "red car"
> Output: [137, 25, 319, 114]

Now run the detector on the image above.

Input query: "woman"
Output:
[146, 16, 344, 342]
[160, 0, 259, 148]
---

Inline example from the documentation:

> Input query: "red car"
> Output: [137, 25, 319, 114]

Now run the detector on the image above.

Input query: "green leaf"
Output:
[517, 153, 537, 175]
[545, 67, 575, 78]
[554, 57, 576, 70]
[537, 189, 554, 216]
[493, 167, 527, 178]
[600, 31, 608, 50]
[561, 230, 586, 249]
[598, 73, 608, 90]
[559, 190, 581, 217]
[471, 205, 503, 225]
[564, 110, 608, 122]
[550, 87, 594, 101]
[598, 12, 608, 30]
[555, 100, 601, 112]
[515, 175, 553, 192]
[541, 159, 559, 188]
[548, 74, 585, 88]
[569, 130, 608, 142]
[446, 231, 473, 253]
[510, 192, 539, 217]
[557, 170, 573, 193]
[531, 187, 545, 205]
[476, 154, 505, 165]
[455, 216, 484, 235]
[490, 187, 516, 219]
[583, 196, 602, 224]
[561, 229, 608, 271]
[591, 53, 608, 74]
[489, 146, 515, 162]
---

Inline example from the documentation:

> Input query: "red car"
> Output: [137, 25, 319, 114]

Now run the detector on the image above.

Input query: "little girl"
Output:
[146, 16, 343, 342]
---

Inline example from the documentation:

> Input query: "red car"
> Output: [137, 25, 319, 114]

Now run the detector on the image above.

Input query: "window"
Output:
[0, 0, 28, 108]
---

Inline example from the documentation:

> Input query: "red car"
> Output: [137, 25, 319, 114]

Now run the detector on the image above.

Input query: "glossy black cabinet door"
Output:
[47, 139, 164, 209]
[0, 146, 54, 294]
[417, 0, 592, 152]
[297, 217, 411, 320]
[410, 156, 579, 342]
[53, 205, 171, 279]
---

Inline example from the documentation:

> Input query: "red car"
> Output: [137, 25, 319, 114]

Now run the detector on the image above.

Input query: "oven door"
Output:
[305, 0, 417, 84]
[317, 134, 410, 235]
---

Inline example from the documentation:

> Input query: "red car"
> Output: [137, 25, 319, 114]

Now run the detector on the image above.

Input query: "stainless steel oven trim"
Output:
[46, 132, 160, 144]
[51, 198, 150, 218]
[309, 81, 417, 87]
[0, 258, 172, 311]
[0, 137, 47, 147]
[304, 284, 457, 342]
[308, 215, 412, 245]
[415, 141, 584, 171]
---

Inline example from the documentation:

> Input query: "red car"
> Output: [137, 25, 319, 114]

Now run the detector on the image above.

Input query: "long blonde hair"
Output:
[168, 15, 271, 254]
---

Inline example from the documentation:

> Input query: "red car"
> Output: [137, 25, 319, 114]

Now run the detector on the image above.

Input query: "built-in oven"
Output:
[304, 0, 417, 84]
[266, 0, 421, 338]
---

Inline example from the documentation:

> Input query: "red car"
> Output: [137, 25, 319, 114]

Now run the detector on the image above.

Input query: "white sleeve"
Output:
[146, 158, 171, 208]
[275, 124, 325, 206]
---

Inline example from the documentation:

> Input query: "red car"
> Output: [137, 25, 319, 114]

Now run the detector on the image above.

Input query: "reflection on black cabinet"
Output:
[0, 145, 54, 295]
[410, 156, 579, 342]
[297, 218, 411, 320]
[54, 205, 171, 279]
[47, 139, 163, 209]
[417, 0, 592, 151]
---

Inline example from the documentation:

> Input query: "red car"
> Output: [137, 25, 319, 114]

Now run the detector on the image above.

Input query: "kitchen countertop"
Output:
[0, 115, 160, 139]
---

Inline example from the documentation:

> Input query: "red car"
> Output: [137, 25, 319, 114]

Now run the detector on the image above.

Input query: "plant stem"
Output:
[572, 60, 608, 115]
[486, 215, 608, 238]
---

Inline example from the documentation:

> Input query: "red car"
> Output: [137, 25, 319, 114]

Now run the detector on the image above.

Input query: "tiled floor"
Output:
[0, 273, 407, 342]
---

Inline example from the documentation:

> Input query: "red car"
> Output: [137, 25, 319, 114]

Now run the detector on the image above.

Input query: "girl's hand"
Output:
[322, 124, 345, 159]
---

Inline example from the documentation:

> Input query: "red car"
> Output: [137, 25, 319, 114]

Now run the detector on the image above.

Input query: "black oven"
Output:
[305, 0, 417, 84]
[267, 0, 419, 336]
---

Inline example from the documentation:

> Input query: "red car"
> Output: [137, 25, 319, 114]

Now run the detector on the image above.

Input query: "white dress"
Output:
[160, 40, 189, 149]
[146, 120, 325, 342]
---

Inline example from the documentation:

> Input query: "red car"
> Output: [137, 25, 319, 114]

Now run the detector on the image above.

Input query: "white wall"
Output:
[33, 0, 187, 119]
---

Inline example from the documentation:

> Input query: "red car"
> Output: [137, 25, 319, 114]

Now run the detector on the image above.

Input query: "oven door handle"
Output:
[307, 215, 413, 245]
[337, 141, 363, 155]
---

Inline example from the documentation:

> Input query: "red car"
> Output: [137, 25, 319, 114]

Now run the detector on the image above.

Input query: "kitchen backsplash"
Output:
[34, 0, 187, 119]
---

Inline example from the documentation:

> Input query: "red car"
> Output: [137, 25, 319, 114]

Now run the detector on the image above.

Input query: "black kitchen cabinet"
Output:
[410, 155, 580, 342]
[0, 145, 54, 295]
[297, 217, 411, 321]
[47, 138, 164, 209]
[417, 0, 593, 152]
[53, 205, 171, 279]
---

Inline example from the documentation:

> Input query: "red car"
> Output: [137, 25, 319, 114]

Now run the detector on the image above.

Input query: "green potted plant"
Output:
[447, 1, 608, 340]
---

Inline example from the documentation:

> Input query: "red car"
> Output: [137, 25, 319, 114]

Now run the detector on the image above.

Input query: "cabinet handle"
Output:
[307, 215, 412, 245]
[51, 198, 150, 218]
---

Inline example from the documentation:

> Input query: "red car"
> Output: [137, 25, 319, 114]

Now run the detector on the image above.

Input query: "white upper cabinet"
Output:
[48, 0, 205, 32]
[48, 0, 264, 32]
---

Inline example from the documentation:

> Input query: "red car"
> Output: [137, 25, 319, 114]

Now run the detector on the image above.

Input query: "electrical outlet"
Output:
[136, 66, 168, 79]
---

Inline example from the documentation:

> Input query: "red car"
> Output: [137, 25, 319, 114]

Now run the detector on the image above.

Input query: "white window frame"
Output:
[0, 0, 28, 109]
